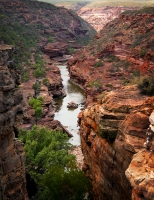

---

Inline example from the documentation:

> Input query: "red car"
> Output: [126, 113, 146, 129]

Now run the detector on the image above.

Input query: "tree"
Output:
[19, 126, 92, 199]
[29, 97, 43, 122]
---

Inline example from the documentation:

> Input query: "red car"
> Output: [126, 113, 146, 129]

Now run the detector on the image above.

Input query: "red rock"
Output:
[0, 45, 28, 199]
[78, 86, 154, 200]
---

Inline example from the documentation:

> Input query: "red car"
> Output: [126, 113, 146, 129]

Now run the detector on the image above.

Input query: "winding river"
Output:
[54, 65, 85, 146]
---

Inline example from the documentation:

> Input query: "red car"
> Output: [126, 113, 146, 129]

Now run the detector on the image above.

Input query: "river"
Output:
[54, 65, 85, 145]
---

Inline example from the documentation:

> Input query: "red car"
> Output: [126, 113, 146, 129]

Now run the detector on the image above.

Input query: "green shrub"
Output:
[34, 67, 46, 78]
[22, 71, 29, 82]
[32, 82, 41, 91]
[19, 126, 92, 200]
[67, 46, 74, 55]
[29, 97, 43, 122]
[100, 129, 117, 143]
[139, 49, 147, 58]
[87, 80, 102, 89]
[132, 70, 140, 77]
[94, 59, 104, 68]
[104, 54, 120, 62]
[105, 83, 112, 88]
[138, 76, 154, 95]
[42, 78, 49, 86]
[48, 36, 55, 43]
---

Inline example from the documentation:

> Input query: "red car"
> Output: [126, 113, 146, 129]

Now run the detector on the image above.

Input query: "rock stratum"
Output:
[78, 6, 131, 32]
[68, 8, 154, 200]
[79, 87, 154, 200]
[0, 45, 28, 199]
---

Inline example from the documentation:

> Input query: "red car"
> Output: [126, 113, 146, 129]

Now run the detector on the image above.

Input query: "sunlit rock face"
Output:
[78, 86, 154, 200]
[78, 6, 133, 32]
[0, 45, 28, 200]
[126, 110, 154, 200]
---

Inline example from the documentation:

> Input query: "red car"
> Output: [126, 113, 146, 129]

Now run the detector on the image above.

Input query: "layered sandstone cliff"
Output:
[78, 87, 154, 200]
[0, 45, 28, 199]
[78, 6, 128, 32]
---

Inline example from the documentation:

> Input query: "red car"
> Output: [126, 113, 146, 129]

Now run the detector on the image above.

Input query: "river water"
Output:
[54, 65, 85, 145]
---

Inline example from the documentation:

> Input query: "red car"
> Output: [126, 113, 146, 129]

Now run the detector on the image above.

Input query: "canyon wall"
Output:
[78, 87, 154, 200]
[0, 45, 28, 200]
[68, 10, 154, 200]
[78, 6, 127, 32]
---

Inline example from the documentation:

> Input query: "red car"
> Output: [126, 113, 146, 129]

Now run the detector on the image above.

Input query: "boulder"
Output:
[67, 101, 78, 108]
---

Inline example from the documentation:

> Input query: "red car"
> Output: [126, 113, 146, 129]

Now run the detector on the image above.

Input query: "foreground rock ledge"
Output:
[126, 149, 154, 200]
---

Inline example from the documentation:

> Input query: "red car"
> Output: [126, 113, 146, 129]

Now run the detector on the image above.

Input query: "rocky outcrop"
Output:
[78, 86, 154, 200]
[78, 6, 128, 32]
[41, 42, 68, 59]
[0, 45, 28, 199]
[21, 55, 65, 131]
[126, 149, 154, 200]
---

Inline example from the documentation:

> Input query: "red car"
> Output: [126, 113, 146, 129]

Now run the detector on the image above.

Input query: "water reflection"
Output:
[54, 65, 85, 145]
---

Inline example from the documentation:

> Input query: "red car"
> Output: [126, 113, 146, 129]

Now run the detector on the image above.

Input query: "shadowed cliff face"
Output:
[0, 45, 28, 200]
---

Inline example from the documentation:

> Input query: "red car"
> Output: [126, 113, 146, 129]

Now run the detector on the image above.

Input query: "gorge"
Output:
[54, 65, 85, 146]
[0, 0, 154, 200]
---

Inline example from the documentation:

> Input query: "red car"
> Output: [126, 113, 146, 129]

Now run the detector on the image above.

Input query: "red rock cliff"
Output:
[0, 45, 28, 199]
[78, 86, 154, 200]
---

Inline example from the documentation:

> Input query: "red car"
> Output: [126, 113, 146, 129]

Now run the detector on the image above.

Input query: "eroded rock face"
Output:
[78, 86, 154, 200]
[0, 45, 28, 200]
[126, 150, 154, 200]
[78, 6, 137, 32]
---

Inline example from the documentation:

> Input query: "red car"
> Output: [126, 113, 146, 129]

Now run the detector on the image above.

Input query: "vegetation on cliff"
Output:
[19, 126, 92, 199]
[68, 6, 154, 99]
[0, 0, 96, 81]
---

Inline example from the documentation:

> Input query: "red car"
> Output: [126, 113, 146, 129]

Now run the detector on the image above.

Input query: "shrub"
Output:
[94, 59, 104, 68]
[19, 126, 92, 200]
[67, 46, 74, 55]
[34, 67, 46, 78]
[32, 82, 41, 91]
[104, 54, 120, 62]
[132, 70, 140, 77]
[100, 129, 117, 143]
[42, 78, 49, 86]
[29, 97, 43, 122]
[48, 36, 55, 43]
[22, 71, 29, 82]
[87, 80, 102, 89]
[139, 49, 147, 58]
[105, 83, 112, 88]
[138, 76, 154, 95]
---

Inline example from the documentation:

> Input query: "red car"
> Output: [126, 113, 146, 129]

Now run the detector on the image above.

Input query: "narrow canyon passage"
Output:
[54, 65, 85, 145]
